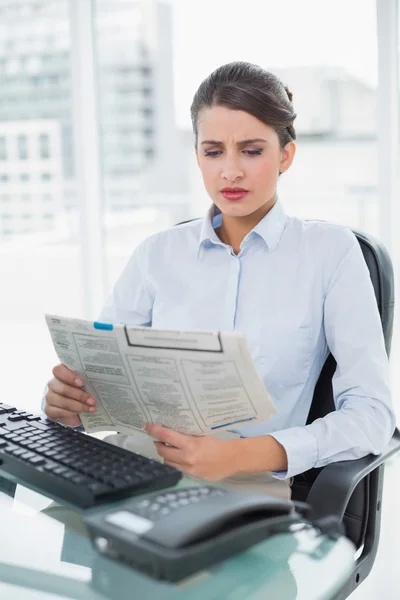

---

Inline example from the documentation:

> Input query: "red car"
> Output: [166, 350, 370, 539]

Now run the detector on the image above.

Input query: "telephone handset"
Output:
[85, 485, 306, 582]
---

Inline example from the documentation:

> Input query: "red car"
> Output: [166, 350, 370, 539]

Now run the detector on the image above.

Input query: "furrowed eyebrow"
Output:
[200, 138, 268, 146]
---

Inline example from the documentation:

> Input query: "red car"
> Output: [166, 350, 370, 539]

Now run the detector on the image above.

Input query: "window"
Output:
[41, 172, 52, 181]
[43, 193, 53, 202]
[39, 133, 50, 159]
[0, 136, 6, 160]
[0, 1, 82, 416]
[17, 134, 28, 160]
[43, 213, 54, 220]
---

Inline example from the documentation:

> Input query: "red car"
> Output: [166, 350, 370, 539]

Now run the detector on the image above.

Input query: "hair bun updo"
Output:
[190, 61, 297, 149]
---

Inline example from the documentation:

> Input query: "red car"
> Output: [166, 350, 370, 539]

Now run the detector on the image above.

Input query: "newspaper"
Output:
[45, 315, 277, 438]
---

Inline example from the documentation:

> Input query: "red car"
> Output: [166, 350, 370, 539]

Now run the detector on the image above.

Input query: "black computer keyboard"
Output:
[0, 404, 182, 508]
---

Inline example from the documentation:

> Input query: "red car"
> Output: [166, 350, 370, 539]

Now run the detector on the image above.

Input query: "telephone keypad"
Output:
[133, 486, 227, 522]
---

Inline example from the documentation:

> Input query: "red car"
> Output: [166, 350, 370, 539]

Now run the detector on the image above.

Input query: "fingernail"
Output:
[142, 424, 148, 432]
[89, 406, 96, 412]
[87, 397, 95, 406]
[75, 378, 84, 387]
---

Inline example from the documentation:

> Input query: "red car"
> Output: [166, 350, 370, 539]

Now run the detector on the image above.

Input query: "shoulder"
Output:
[131, 217, 203, 261]
[283, 215, 362, 291]
[286, 215, 358, 257]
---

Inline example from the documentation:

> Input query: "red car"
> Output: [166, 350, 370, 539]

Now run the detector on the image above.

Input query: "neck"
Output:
[216, 196, 276, 254]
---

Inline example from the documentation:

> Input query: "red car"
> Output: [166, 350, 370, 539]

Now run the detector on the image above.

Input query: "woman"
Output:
[44, 62, 395, 498]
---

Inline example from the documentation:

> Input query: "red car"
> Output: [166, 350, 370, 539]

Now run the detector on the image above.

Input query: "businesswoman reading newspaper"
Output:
[44, 62, 395, 499]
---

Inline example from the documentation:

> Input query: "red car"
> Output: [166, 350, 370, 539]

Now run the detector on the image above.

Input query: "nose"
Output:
[221, 155, 244, 183]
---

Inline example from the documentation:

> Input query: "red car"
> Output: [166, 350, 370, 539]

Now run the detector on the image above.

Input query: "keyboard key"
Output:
[26, 415, 41, 422]
[60, 469, 78, 481]
[19, 440, 33, 447]
[30, 422, 51, 431]
[28, 436, 44, 443]
[88, 482, 111, 495]
[3, 422, 28, 432]
[8, 415, 26, 422]
[0, 440, 7, 448]
[5, 444, 18, 453]
[53, 466, 67, 476]
[71, 474, 92, 485]
[43, 450, 58, 458]
[108, 477, 129, 489]
[0, 404, 16, 413]
[20, 451, 35, 460]
[26, 443, 42, 451]
[29, 456, 46, 466]
[42, 462, 58, 471]
[11, 447, 27, 457]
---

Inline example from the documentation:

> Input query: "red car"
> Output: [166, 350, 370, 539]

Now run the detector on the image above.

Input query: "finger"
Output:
[153, 441, 183, 463]
[144, 424, 188, 448]
[46, 391, 95, 414]
[59, 414, 82, 427]
[53, 364, 84, 387]
[48, 378, 95, 406]
[45, 404, 83, 423]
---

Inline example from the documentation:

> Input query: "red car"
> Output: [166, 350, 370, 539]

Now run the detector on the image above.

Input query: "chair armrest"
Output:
[306, 429, 400, 521]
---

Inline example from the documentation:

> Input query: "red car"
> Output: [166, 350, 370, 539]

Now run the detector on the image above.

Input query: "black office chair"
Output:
[177, 218, 400, 599]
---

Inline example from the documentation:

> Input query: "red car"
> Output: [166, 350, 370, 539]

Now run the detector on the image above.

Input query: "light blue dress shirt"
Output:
[98, 200, 396, 479]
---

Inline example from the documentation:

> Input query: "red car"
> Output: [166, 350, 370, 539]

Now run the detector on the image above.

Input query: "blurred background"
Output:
[0, 2, 399, 596]
[0, 0, 399, 410]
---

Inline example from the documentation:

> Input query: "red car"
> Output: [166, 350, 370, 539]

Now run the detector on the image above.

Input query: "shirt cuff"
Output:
[268, 426, 318, 480]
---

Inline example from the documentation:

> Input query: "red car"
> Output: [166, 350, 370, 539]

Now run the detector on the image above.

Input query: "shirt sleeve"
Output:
[270, 230, 397, 480]
[98, 237, 155, 326]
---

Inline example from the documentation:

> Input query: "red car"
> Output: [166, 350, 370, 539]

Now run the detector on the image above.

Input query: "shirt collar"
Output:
[197, 199, 288, 258]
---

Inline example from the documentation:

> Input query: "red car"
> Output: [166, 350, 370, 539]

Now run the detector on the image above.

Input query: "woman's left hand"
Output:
[143, 424, 239, 481]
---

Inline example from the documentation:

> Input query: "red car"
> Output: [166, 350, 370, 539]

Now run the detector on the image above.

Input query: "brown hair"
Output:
[190, 61, 296, 148]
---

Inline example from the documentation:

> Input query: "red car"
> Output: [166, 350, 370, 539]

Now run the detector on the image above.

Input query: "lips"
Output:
[220, 188, 248, 201]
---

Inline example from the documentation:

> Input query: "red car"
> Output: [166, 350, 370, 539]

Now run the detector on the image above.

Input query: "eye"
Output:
[204, 150, 221, 157]
[244, 149, 263, 156]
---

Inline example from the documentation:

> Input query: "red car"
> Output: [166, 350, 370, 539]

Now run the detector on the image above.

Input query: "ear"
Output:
[279, 141, 296, 174]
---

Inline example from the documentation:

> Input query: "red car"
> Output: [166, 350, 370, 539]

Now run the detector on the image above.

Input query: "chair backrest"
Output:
[291, 227, 395, 548]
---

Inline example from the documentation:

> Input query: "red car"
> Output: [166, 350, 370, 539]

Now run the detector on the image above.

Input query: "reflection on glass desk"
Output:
[0, 472, 355, 600]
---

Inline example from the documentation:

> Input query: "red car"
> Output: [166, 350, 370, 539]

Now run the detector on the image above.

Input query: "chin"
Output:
[217, 202, 258, 217]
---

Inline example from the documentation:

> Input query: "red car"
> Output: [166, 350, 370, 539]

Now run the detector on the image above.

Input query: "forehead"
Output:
[197, 105, 275, 141]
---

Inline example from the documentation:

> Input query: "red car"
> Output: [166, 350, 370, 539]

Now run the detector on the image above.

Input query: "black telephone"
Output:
[85, 485, 307, 582]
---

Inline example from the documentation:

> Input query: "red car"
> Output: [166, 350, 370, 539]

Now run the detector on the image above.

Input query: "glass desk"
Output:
[0, 473, 355, 600]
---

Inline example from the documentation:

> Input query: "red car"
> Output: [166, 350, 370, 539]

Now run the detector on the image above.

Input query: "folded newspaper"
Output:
[45, 315, 277, 437]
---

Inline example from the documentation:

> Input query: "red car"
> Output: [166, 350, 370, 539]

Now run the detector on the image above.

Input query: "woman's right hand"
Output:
[44, 364, 96, 427]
